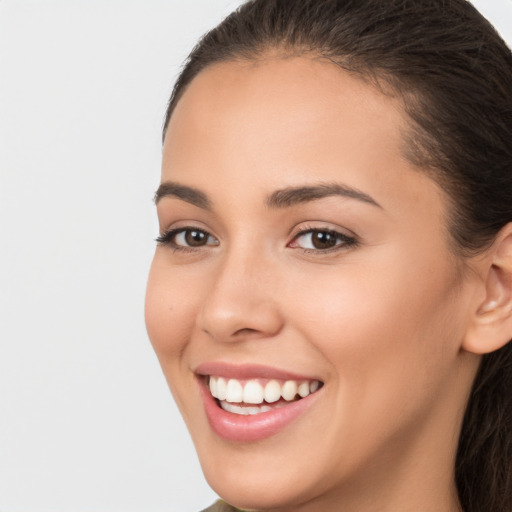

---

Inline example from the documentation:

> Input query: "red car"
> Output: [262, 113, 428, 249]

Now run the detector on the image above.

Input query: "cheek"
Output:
[287, 247, 465, 427]
[145, 255, 199, 366]
[145, 255, 209, 423]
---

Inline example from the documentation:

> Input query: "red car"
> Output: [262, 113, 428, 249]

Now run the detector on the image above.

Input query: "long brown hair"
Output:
[163, 1, 512, 510]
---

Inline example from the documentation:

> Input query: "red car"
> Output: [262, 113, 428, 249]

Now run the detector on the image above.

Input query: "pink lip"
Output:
[196, 369, 322, 443]
[195, 361, 319, 381]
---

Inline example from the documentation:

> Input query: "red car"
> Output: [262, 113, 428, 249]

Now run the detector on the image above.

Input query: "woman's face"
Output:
[146, 57, 479, 510]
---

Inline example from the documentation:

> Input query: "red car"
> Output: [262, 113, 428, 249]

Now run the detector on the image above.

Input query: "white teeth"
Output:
[298, 381, 310, 398]
[226, 379, 243, 403]
[220, 401, 284, 415]
[209, 376, 217, 397]
[208, 376, 322, 406]
[243, 380, 264, 404]
[282, 380, 298, 401]
[264, 380, 281, 403]
[220, 402, 248, 415]
[217, 377, 227, 400]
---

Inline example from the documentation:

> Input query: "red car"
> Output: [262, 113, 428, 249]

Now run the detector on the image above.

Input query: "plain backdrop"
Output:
[0, 1, 511, 511]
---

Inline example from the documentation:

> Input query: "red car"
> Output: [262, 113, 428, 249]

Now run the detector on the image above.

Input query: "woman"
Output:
[145, 0, 512, 511]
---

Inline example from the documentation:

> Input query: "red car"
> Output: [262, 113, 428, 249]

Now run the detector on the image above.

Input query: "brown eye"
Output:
[290, 229, 358, 252]
[184, 229, 209, 247]
[156, 227, 219, 249]
[310, 231, 338, 249]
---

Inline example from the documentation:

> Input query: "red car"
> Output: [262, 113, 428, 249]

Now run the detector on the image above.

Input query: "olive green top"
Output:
[201, 499, 244, 512]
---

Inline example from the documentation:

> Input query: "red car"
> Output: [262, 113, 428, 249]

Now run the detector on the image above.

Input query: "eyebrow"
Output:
[154, 181, 381, 211]
[266, 183, 382, 209]
[154, 181, 212, 210]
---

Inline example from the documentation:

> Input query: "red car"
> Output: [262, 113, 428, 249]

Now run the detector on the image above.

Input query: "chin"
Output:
[195, 437, 338, 512]
[204, 467, 311, 511]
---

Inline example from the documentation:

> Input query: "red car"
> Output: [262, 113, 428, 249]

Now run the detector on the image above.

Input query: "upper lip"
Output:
[194, 361, 321, 382]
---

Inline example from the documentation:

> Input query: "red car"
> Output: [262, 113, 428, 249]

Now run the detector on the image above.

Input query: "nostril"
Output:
[233, 327, 259, 337]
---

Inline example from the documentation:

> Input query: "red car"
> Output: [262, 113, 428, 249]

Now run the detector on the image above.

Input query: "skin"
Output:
[145, 57, 485, 512]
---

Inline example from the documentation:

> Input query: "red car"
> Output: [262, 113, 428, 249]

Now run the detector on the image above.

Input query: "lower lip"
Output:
[198, 378, 321, 442]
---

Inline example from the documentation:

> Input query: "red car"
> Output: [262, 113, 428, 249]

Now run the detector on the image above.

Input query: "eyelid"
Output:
[155, 225, 219, 250]
[288, 224, 359, 253]
[289, 221, 356, 239]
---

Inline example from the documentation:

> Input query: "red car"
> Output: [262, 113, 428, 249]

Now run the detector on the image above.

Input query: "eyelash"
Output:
[155, 226, 359, 254]
[155, 227, 219, 253]
[289, 228, 359, 253]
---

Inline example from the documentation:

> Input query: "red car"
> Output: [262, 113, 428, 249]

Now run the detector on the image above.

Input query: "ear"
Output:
[463, 223, 512, 355]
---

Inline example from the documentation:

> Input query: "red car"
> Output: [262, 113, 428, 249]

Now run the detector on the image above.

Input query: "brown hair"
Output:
[163, 1, 512, 510]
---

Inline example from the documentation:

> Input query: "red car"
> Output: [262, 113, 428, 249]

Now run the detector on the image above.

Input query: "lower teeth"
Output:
[219, 400, 291, 415]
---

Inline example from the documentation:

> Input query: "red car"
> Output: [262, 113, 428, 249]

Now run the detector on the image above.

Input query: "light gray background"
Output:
[0, 1, 511, 511]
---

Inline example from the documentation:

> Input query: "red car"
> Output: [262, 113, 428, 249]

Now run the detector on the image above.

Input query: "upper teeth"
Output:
[209, 376, 321, 404]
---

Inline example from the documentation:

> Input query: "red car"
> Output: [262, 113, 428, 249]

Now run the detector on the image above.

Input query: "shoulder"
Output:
[200, 499, 243, 512]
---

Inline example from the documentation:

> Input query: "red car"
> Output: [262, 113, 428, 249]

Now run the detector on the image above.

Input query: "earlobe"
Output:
[463, 224, 512, 355]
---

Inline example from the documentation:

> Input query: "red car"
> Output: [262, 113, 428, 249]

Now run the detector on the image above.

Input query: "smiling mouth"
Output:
[207, 376, 323, 416]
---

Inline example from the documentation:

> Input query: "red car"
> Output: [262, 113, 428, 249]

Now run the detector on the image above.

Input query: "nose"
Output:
[197, 249, 284, 343]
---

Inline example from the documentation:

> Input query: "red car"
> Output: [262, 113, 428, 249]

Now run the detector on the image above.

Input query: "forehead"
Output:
[162, 56, 444, 220]
[163, 56, 407, 178]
